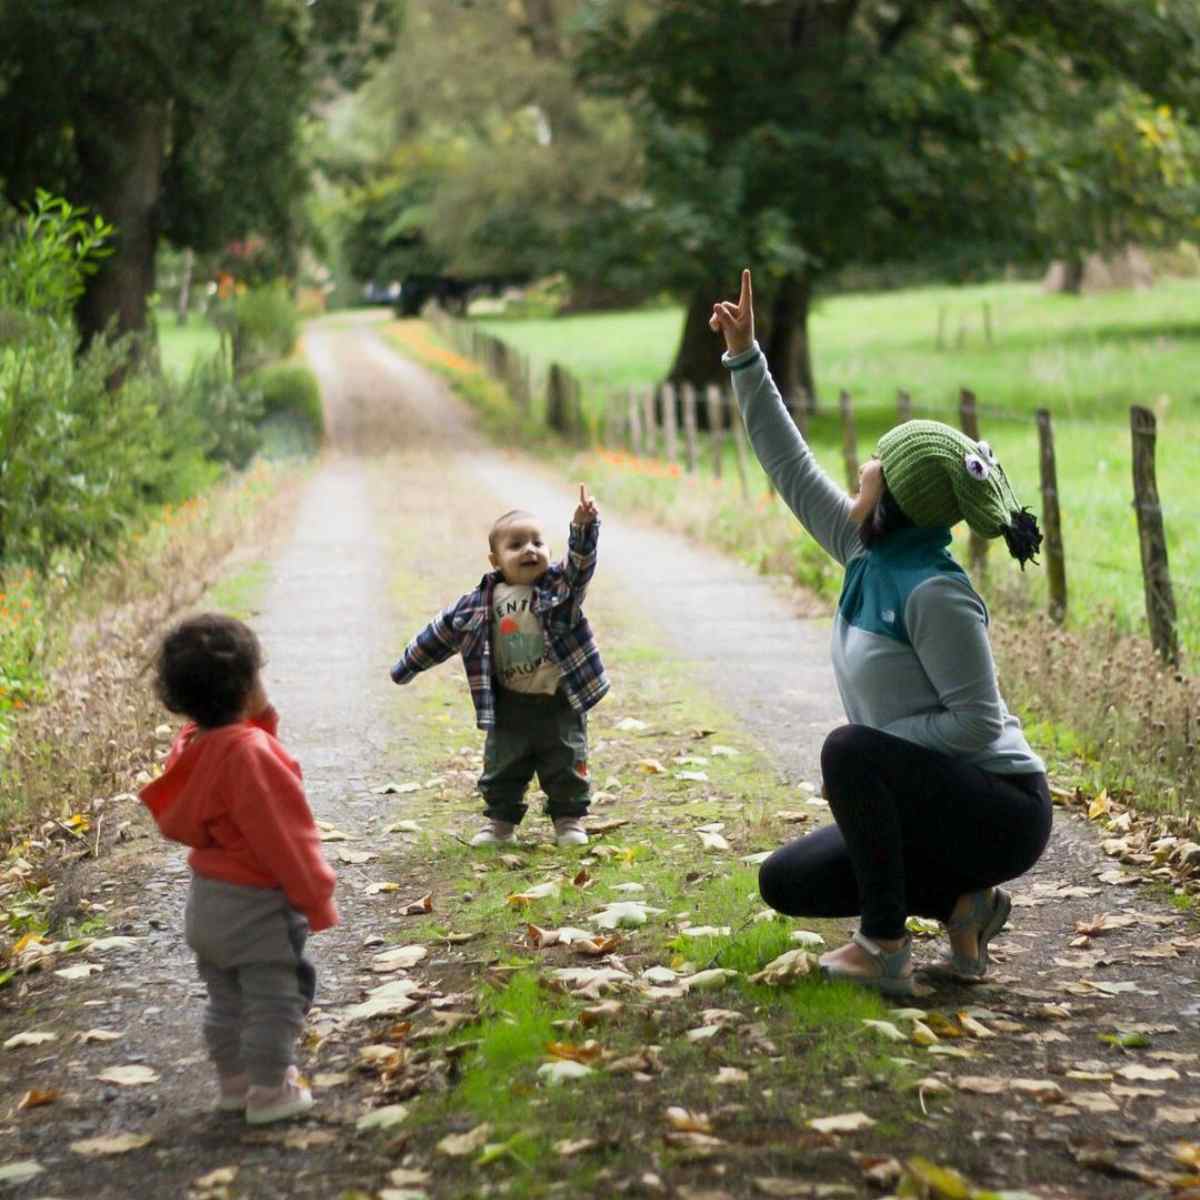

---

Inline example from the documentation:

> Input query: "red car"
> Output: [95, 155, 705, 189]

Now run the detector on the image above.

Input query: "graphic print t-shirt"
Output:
[491, 582, 561, 694]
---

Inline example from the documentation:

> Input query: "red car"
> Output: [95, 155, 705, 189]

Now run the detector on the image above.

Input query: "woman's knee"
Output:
[758, 851, 795, 914]
[819, 724, 869, 781]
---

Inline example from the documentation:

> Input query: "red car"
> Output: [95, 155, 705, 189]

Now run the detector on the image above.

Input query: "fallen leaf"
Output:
[697, 830, 729, 850]
[70, 1132, 153, 1156]
[579, 1000, 623, 1027]
[335, 847, 375, 865]
[194, 1167, 238, 1188]
[55, 963, 103, 981]
[678, 771, 711, 784]
[1117, 1064, 1180, 1082]
[387, 1168, 431, 1187]
[400, 893, 433, 915]
[507, 880, 562, 906]
[615, 717, 648, 732]
[16, 1089, 60, 1109]
[1072, 1092, 1121, 1114]
[365, 881, 402, 895]
[555, 1136, 600, 1157]
[636, 758, 667, 774]
[437, 1124, 492, 1156]
[748, 949, 816, 985]
[384, 819, 423, 833]
[956, 1076, 1007, 1096]
[355, 1104, 409, 1131]
[861, 1020, 905, 1042]
[807, 1111, 875, 1134]
[78, 1028, 124, 1043]
[312, 1072, 351, 1088]
[586, 818, 629, 834]
[679, 924, 732, 938]
[594, 901, 663, 929]
[4, 1030, 57, 1049]
[665, 1106, 713, 1133]
[537, 1060, 593, 1084]
[0, 1162, 44, 1185]
[371, 944, 427, 970]
[681, 968, 738, 992]
[546, 1040, 604, 1064]
[716, 1067, 749, 1085]
[95, 1065, 159, 1086]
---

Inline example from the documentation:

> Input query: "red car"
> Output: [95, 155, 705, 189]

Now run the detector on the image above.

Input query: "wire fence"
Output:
[427, 309, 1194, 664]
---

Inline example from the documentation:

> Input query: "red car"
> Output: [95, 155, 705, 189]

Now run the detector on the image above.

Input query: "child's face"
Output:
[489, 517, 551, 585]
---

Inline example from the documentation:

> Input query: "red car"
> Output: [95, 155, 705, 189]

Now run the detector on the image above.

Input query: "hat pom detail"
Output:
[1002, 507, 1042, 569]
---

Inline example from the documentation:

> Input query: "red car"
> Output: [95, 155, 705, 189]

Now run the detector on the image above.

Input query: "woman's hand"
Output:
[709, 269, 755, 356]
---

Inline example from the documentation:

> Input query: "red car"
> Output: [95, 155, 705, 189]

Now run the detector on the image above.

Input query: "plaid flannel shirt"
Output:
[390, 520, 608, 730]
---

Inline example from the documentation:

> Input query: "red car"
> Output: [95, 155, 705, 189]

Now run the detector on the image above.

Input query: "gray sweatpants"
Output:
[184, 875, 315, 1087]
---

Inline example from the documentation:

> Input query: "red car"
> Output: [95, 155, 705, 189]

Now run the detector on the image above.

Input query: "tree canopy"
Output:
[0, 0, 400, 343]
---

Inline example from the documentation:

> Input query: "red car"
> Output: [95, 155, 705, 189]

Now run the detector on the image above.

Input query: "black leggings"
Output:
[758, 724, 1053, 940]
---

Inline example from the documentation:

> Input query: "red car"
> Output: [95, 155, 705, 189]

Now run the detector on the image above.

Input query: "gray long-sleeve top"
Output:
[726, 342, 1043, 775]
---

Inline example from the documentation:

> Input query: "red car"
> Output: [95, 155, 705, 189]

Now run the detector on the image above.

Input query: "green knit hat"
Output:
[875, 420, 1042, 566]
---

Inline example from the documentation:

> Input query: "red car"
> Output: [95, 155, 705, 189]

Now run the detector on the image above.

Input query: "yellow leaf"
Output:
[1087, 789, 1111, 820]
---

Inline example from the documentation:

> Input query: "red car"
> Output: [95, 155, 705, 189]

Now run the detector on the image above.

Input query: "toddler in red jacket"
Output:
[140, 613, 338, 1124]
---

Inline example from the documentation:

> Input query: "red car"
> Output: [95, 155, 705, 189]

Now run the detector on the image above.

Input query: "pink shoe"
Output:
[245, 1065, 314, 1125]
[216, 1071, 249, 1113]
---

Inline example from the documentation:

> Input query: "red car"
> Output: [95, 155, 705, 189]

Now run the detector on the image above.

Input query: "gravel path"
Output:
[2, 312, 1197, 1200]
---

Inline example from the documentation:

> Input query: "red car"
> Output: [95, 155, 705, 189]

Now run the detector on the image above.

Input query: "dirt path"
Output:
[2, 313, 1198, 1200]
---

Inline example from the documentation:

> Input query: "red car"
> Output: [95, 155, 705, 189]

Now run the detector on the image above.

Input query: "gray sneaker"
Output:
[469, 819, 516, 847]
[553, 817, 588, 847]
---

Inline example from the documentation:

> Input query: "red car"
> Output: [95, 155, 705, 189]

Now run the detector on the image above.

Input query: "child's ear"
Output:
[488, 551, 500, 570]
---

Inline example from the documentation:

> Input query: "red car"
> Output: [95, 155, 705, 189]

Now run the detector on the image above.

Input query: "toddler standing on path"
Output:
[391, 485, 608, 847]
[141, 613, 338, 1124]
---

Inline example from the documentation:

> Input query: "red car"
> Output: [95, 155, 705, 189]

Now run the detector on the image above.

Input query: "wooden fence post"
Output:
[958, 388, 989, 575]
[839, 389, 859, 492]
[1130, 405, 1180, 665]
[627, 387, 643, 456]
[897, 389, 912, 423]
[546, 363, 570, 434]
[705, 384, 725, 479]
[1036, 409, 1068, 624]
[661, 382, 678, 464]
[681, 383, 699, 473]
[791, 388, 809, 439]
[641, 387, 658, 458]
[731, 397, 750, 499]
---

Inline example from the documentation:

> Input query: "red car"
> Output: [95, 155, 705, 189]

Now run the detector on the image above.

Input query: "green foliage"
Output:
[0, 190, 113, 319]
[246, 361, 324, 456]
[0, 196, 172, 568]
[212, 283, 300, 377]
[175, 353, 265, 471]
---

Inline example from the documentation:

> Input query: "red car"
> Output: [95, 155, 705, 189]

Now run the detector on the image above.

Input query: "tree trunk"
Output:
[1060, 256, 1085, 295]
[667, 284, 727, 394]
[764, 271, 816, 415]
[74, 100, 167, 352]
[176, 247, 194, 327]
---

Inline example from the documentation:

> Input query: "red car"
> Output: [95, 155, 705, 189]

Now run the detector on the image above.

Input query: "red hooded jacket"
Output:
[139, 707, 338, 933]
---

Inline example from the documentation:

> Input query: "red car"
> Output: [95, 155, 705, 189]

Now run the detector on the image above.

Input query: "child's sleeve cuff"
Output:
[722, 341, 762, 372]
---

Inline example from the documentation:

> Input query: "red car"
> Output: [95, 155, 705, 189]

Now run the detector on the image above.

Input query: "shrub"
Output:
[176, 352, 265, 471]
[217, 282, 299, 376]
[247, 362, 323, 439]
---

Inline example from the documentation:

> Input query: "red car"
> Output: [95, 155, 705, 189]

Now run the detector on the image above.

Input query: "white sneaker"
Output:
[245, 1066, 313, 1125]
[553, 817, 589, 847]
[470, 819, 516, 846]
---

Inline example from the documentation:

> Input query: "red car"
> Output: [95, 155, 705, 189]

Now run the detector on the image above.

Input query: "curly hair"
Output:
[154, 613, 263, 728]
[858, 480, 914, 549]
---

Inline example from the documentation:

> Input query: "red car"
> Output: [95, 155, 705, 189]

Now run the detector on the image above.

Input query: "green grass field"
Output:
[475, 277, 1200, 660]
[156, 305, 223, 378]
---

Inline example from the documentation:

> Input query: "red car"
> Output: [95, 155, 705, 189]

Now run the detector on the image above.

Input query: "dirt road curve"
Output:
[1, 312, 1197, 1200]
